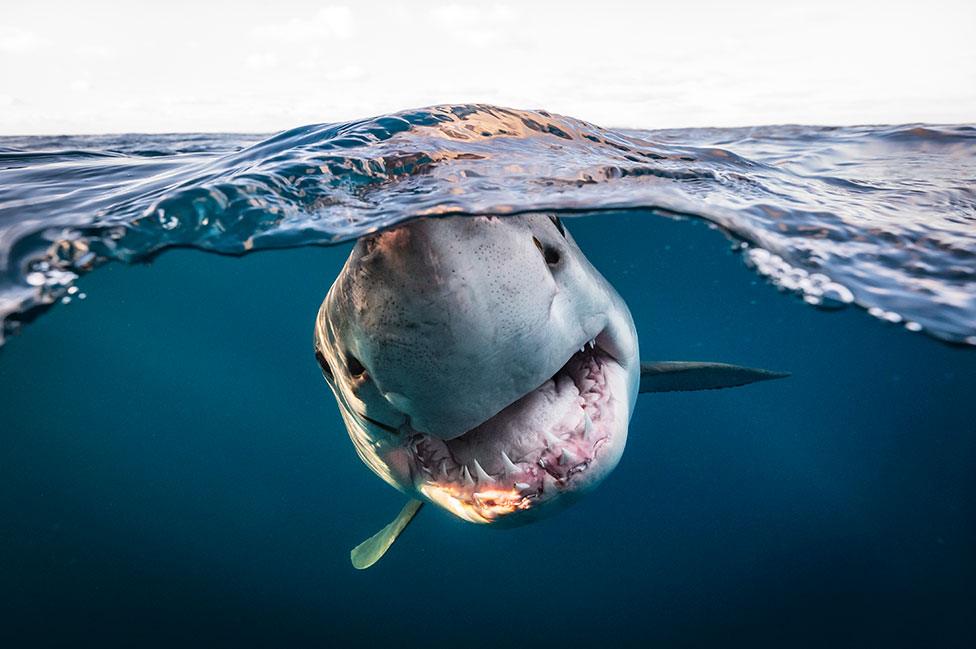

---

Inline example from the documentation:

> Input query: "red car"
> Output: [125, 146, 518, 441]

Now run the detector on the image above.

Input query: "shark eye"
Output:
[549, 215, 566, 238]
[315, 349, 333, 380]
[533, 236, 561, 266]
[346, 352, 367, 378]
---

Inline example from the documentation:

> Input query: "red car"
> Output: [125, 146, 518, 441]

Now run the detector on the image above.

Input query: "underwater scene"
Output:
[1, 105, 974, 647]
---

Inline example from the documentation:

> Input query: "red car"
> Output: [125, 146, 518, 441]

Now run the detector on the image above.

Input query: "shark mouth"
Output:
[409, 333, 630, 523]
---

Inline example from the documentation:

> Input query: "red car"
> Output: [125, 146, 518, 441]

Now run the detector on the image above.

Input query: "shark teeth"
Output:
[500, 451, 520, 475]
[559, 447, 579, 466]
[544, 430, 562, 448]
[471, 458, 493, 483]
[407, 329, 618, 511]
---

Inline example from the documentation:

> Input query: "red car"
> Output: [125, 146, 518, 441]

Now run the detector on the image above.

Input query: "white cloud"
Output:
[427, 4, 517, 47]
[0, 26, 46, 53]
[245, 52, 280, 71]
[254, 5, 356, 41]
[76, 43, 114, 58]
[321, 64, 365, 82]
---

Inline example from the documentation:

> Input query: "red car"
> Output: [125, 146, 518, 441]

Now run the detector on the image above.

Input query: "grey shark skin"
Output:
[313, 214, 787, 568]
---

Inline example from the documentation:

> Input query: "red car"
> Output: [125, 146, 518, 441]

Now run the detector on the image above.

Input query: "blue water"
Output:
[1, 106, 975, 647]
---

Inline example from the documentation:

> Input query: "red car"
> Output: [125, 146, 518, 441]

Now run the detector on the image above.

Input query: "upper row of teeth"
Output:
[578, 338, 597, 353]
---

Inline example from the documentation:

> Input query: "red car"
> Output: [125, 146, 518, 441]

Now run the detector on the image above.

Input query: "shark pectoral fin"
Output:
[639, 361, 790, 394]
[350, 499, 424, 570]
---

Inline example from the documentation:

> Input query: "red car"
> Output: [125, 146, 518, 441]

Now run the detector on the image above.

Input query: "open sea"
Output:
[1, 105, 974, 647]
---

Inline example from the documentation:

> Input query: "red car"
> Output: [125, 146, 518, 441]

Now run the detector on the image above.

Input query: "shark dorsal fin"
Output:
[639, 361, 789, 393]
[351, 499, 424, 570]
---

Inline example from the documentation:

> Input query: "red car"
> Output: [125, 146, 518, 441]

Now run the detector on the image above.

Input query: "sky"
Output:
[1, 0, 974, 134]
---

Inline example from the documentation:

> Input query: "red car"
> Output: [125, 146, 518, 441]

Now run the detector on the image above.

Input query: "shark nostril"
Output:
[533, 236, 561, 267]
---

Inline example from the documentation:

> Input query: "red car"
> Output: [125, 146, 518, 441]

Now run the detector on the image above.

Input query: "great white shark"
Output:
[313, 214, 787, 568]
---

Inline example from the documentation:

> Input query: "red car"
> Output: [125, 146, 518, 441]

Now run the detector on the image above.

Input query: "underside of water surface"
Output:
[1, 104, 974, 346]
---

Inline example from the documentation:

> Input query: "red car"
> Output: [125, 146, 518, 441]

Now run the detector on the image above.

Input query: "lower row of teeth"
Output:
[416, 408, 603, 493]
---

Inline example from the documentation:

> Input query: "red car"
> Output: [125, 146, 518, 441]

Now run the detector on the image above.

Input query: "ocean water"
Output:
[1, 106, 974, 647]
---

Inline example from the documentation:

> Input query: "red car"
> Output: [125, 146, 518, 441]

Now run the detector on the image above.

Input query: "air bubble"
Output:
[745, 248, 853, 312]
[820, 283, 854, 308]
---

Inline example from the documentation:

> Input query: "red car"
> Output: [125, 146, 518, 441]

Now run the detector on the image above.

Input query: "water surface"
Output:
[1, 105, 974, 345]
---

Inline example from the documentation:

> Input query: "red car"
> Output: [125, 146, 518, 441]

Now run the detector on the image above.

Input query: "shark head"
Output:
[314, 214, 640, 525]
